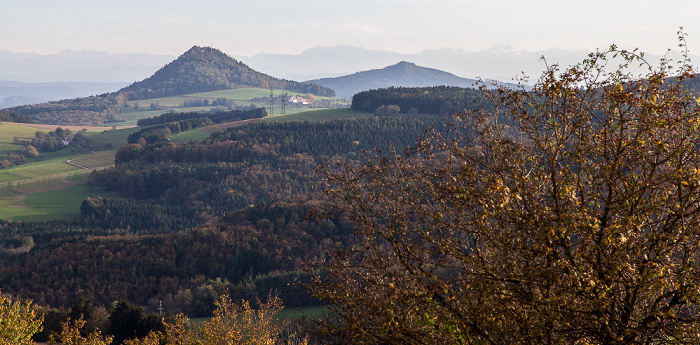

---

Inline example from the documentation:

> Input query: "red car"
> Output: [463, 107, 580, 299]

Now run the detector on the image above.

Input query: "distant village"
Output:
[288, 95, 310, 105]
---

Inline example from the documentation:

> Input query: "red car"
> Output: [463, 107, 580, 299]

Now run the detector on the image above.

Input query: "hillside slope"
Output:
[121, 46, 335, 99]
[1, 46, 336, 125]
[308, 61, 486, 98]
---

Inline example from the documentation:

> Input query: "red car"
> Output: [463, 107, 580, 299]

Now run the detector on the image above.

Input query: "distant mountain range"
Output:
[308, 61, 520, 99]
[0, 81, 128, 108]
[5, 44, 695, 120]
[4, 44, 698, 86]
[0, 49, 172, 83]
[239, 45, 596, 82]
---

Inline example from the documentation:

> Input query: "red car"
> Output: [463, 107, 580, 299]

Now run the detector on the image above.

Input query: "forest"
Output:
[0, 113, 443, 342]
[0, 111, 33, 123]
[3, 92, 130, 125]
[136, 107, 265, 126]
[351, 85, 490, 115]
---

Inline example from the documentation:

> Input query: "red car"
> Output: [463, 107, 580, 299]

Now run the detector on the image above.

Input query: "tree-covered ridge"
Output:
[3, 92, 129, 126]
[0, 112, 33, 123]
[136, 107, 266, 127]
[309, 61, 483, 98]
[121, 46, 335, 99]
[351, 85, 491, 115]
[115, 115, 442, 166]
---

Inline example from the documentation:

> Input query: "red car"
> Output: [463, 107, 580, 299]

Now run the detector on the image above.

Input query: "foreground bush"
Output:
[314, 33, 700, 344]
[127, 295, 305, 345]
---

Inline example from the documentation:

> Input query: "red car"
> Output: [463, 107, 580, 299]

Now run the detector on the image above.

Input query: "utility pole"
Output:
[281, 92, 286, 115]
[269, 86, 274, 116]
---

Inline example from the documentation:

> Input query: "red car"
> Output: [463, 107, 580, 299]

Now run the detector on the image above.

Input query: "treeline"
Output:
[3, 92, 129, 126]
[127, 118, 214, 144]
[127, 108, 267, 144]
[136, 107, 266, 126]
[351, 85, 490, 115]
[120, 46, 335, 99]
[0, 112, 33, 123]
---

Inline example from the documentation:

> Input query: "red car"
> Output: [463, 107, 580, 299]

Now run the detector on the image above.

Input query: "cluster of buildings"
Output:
[287, 96, 310, 105]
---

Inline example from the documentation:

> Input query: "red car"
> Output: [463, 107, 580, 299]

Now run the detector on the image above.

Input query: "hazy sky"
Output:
[2, 0, 699, 57]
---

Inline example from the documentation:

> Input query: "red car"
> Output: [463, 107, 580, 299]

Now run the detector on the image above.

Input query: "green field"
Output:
[265, 109, 370, 122]
[0, 159, 82, 184]
[69, 153, 116, 169]
[0, 184, 120, 222]
[170, 129, 211, 143]
[114, 88, 351, 126]
[0, 123, 131, 221]
[86, 126, 141, 147]
[0, 123, 42, 156]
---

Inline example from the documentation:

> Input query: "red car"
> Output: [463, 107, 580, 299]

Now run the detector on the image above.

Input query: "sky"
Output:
[2, 0, 699, 57]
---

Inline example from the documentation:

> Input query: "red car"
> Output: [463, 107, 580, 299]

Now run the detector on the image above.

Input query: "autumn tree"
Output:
[48, 318, 112, 345]
[306, 93, 317, 104]
[313, 33, 700, 344]
[0, 294, 42, 344]
[127, 294, 301, 345]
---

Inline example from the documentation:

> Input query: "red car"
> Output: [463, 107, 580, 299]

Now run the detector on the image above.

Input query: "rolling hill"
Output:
[1, 46, 335, 125]
[307, 61, 512, 98]
[120, 46, 335, 100]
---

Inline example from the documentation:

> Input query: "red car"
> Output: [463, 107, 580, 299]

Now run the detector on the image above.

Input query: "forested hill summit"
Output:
[2, 46, 336, 125]
[120, 46, 335, 99]
[307, 61, 517, 98]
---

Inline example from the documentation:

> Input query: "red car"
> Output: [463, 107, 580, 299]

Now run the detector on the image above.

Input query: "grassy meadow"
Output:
[0, 124, 134, 221]
[0, 122, 44, 156]
[0, 184, 120, 221]
[115, 88, 351, 126]
[265, 108, 369, 122]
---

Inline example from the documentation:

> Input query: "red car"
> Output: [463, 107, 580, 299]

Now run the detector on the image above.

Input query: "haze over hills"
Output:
[0, 49, 173, 83]
[4, 44, 699, 87]
[0, 81, 128, 108]
[0, 49, 171, 108]
[240, 45, 593, 82]
[241, 45, 700, 84]
[1, 45, 670, 107]
[4, 44, 694, 117]
[309, 61, 512, 99]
